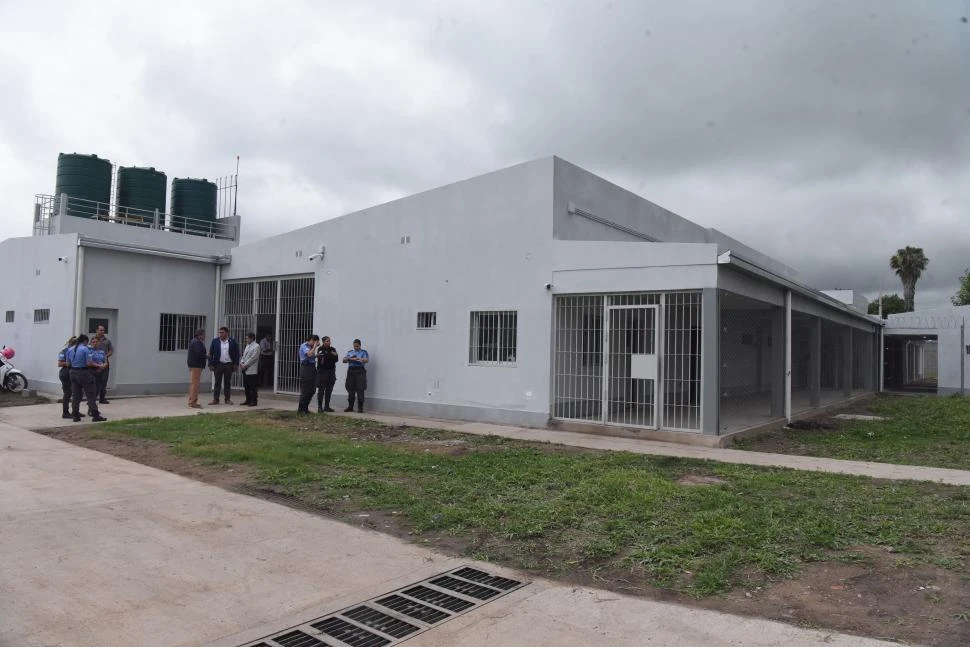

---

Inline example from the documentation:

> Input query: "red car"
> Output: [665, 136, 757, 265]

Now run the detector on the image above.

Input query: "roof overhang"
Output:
[717, 250, 882, 326]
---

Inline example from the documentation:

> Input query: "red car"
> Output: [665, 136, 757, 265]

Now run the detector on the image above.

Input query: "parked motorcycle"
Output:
[0, 347, 28, 393]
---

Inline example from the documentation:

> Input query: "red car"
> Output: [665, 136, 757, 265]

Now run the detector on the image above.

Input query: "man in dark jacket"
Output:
[208, 326, 240, 405]
[186, 329, 208, 409]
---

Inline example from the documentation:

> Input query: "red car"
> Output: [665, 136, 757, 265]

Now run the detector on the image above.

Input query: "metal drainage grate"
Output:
[240, 565, 527, 647]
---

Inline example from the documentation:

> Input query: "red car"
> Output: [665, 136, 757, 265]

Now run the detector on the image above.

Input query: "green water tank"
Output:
[171, 178, 217, 232]
[54, 153, 112, 218]
[117, 166, 167, 222]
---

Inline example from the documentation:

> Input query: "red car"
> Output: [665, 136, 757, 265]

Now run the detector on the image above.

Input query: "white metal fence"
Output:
[552, 292, 701, 431]
[222, 276, 314, 394]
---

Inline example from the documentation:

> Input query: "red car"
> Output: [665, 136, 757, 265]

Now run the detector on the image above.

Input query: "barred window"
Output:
[33, 308, 50, 323]
[159, 313, 206, 351]
[5, 310, 13, 323]
[417, 311, 437, 329]
[469, 310, 517, 366]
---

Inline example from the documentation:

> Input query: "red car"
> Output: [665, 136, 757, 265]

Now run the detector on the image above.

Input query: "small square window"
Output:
[417, 311, 437, 329]
[33, 308, 50, 323]
[4, 311, 13, 323]
[159, 313, 206, 351]
[469, 310, 517, 366]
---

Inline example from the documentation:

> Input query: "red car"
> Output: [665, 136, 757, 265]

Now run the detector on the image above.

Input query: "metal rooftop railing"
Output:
[33, 193, 237, 240]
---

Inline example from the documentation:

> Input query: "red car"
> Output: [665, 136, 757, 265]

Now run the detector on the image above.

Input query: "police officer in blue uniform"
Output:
[67, 334, 107, 422]
[297, 334, 320, 414]
[342, 338, 369, 413]
[315, 336, 339, 413]
[57, 336, 78, 419]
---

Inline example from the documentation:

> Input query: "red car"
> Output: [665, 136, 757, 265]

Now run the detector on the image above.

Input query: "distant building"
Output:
[883, 306, 969, 395]
[1, 157, 885, 441]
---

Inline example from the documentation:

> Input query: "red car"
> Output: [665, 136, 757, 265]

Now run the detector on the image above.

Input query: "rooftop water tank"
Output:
[171, 178, 217, 233]
[117, 166, 167, 223]
[54, 153, 111, 218]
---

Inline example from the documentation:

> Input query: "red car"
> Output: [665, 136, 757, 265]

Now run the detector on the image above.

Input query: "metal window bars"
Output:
[158, 314, 206, 352]
[417, 312, 437, 329]
[469, 311, 517, 365]
[551, 292, 702, 431]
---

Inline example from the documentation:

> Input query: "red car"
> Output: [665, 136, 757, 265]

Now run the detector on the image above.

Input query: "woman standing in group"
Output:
[90, 337, 107, 405]
[239, 332, 261, 406]
[57, 336, 77, 419]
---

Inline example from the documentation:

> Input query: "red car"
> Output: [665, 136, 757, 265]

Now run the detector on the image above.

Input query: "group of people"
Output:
[185, 327, 370, 414]
[57, 325, 113, 422]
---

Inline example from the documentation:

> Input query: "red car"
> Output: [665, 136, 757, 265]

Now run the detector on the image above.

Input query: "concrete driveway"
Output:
[0, 398, 900, 646]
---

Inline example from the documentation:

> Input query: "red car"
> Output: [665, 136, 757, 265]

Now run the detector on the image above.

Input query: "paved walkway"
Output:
[0, 408, 897, 647]
[4, 395, 968, 485]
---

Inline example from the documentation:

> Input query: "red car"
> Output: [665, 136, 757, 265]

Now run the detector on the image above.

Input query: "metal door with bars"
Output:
[552, 292, 702, 432]
[222, 276, 314, 394]
[605, 305, 659, 427]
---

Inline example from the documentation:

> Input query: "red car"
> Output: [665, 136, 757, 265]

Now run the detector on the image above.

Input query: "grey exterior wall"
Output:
[0, 234, 81, 392]
[224, 157, 558, 424]
[54, 214, 236, 257]
[551, 158, 801, 281]
[81, 248, 217, 394]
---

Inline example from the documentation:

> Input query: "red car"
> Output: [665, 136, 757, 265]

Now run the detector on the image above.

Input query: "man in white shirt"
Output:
[207, 326, 239, 405]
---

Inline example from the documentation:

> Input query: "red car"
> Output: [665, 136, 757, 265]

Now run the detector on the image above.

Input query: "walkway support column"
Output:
[843, 325, 853, 398]
[770, 306, 785, 418]
[784, 290, 792, 422]
[701, 288, 720, 436]
[809, 317, 821, 407]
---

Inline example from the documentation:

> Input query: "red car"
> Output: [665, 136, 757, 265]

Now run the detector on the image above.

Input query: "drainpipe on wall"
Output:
[73, 243, 85, 334]
[784, 289, 792, 422]
[213, 265, 222, 333]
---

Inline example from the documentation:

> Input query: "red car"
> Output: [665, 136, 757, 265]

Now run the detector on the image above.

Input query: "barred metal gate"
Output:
[606, 305, 659, 427]
[555, 293, 694, 430]
[222, 276, 314, 394]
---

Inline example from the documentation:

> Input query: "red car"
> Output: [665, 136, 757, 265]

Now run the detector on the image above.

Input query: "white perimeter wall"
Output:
[0, 234, 80, 390]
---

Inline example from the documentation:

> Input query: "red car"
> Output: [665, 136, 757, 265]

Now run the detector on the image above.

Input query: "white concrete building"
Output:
[1, 156, 884, 439]
[882, 305, 968, 395]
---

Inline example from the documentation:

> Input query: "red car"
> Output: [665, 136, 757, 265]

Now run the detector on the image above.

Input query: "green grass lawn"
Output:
[96, 411, 970, 598]
[735, 394, 970, 469]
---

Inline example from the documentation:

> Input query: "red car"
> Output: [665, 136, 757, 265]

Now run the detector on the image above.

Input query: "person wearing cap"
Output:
[67, 334, 107, 423]
[297, 334, 320, 414]
[342, 338, 369, 413]
[315, 336, 339, 413]
[186, 328, 208, 409]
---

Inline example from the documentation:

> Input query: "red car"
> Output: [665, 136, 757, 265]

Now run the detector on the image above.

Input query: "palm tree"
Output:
[890, 246, 929, 312]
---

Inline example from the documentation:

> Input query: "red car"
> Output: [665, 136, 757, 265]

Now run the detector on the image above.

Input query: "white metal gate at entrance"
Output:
[222, 276, 314, 395]
[552, 292, 702, 431]
[606, 305, 659, 427]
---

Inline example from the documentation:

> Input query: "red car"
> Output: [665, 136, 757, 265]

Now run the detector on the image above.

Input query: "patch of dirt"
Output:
[36, 426, 254, 489]
[36, 420, 970, 647]
[0, 392, 50, 408]
[677, 474, 729, 486]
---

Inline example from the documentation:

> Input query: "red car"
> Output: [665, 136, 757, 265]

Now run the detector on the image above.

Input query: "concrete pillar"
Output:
[843, 325, 853, 397]
[864, 331, 875, 391]
[700, 288, 720, 435]
[809, 317, 821, 407]
[770, 307, 786, 417]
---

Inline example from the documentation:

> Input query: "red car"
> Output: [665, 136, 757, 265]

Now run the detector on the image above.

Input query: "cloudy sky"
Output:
[1, 1, 967, 308]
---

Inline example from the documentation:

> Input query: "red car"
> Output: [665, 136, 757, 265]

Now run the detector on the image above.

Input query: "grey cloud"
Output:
[1, 0, 967, 308]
